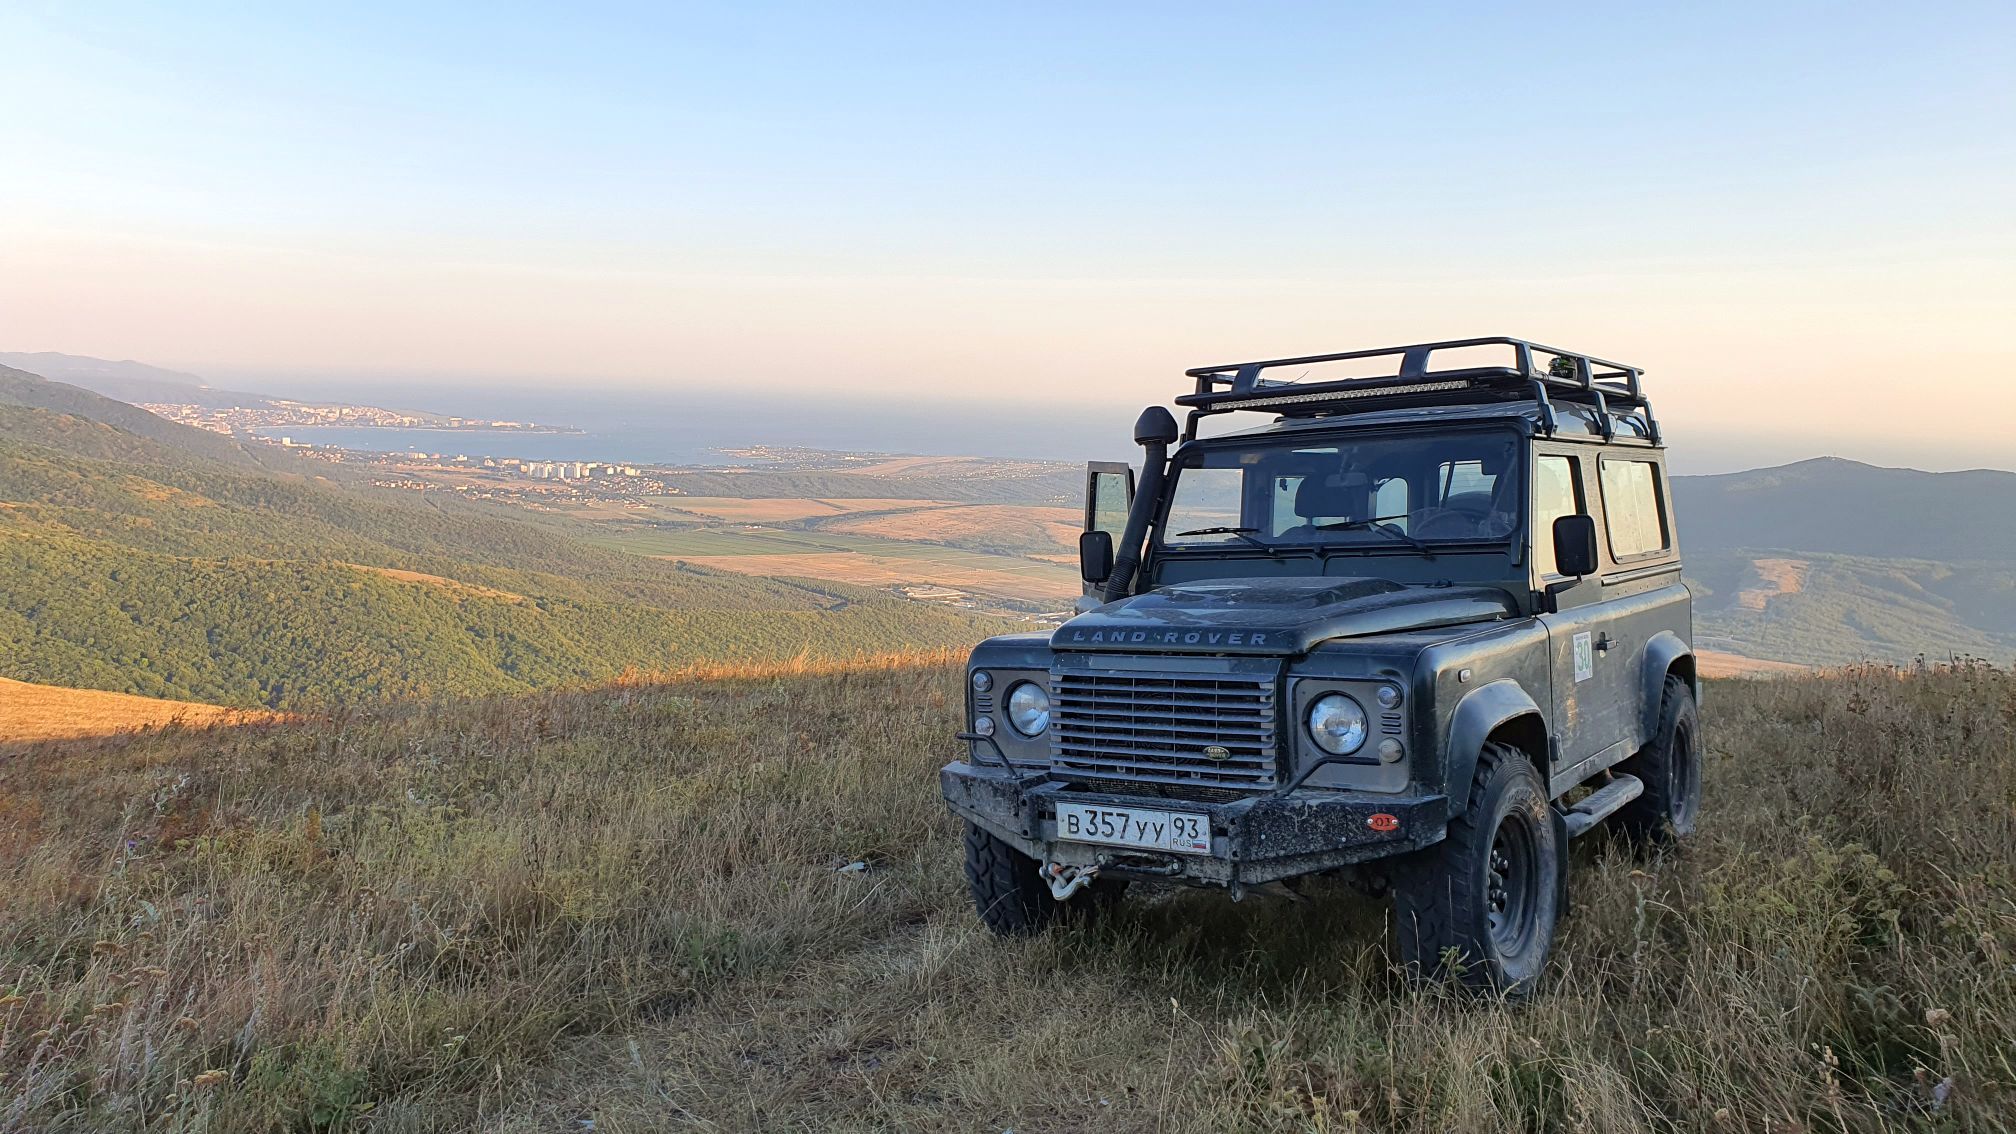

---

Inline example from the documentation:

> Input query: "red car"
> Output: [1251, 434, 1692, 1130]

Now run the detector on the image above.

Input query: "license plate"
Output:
[1055, 801, 1212, 855]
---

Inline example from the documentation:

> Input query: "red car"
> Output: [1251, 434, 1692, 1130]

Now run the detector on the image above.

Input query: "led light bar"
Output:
[1215, 378, 1472, 412]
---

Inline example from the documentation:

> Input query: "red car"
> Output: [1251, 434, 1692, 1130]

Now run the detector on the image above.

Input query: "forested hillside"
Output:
[0, 364, 297, 472]
[0, 373, 1014, 708]
[1675, 458, 2016, 665]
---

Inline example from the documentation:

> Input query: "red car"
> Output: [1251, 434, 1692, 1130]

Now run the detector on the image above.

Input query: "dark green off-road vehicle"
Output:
[942, 337, 1700, 992]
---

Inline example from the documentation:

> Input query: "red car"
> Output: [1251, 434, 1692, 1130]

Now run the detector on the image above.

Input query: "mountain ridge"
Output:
[0, 351, 272, 408]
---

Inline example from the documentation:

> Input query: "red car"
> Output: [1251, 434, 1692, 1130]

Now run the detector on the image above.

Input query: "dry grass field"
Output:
[1, 660, 2010, 1131]
[339, 564, 528, 604]
[661, 497, 950, 523]
[1695, 649, 1812, 678]
[0, 677, 274, 743]
[672, 551, 1081, 603]
[1736, 558, 1812, 612]
[822, 503, 1081, 552]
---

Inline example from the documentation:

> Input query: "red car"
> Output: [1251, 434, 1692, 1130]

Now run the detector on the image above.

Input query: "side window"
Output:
[1533, 455, 1583, 576]
[1087, 467, 1131, 541]
[1599, 458, 1670, 559]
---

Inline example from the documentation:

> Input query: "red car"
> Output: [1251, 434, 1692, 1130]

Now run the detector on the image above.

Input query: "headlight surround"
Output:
[1005, 681, 1051, 737]
[1307, 693, 1369, 756]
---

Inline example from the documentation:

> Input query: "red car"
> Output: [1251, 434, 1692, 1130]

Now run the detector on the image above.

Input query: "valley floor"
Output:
[1, 662, 2011, 1131]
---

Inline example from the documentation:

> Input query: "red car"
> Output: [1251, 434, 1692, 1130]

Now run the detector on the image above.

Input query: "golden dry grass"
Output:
[824, 503, 1082, 551]
[660, 496, 949, 522]
[1695, 649, 1812, 678]
[0, 661, 2010, 1131]
[671, 551, 1082, 601]
[0, 676, 273, 743]
[338, 564, 528, 603]
[1735, 557, 1812, 611]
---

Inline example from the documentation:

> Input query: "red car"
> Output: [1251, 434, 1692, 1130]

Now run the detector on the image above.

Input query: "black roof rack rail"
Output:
[1175, 336, 1659, 445]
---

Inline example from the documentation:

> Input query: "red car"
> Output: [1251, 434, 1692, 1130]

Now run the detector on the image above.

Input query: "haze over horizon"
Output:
[3, 3, 2011, 472]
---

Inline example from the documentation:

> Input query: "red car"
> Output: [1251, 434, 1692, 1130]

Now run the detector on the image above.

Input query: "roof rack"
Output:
[1176, 336, 1659, 445]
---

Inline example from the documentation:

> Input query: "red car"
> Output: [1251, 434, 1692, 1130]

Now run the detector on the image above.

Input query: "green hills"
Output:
[0, 366, 1014, 708]
[1674, 458, 2016, 665]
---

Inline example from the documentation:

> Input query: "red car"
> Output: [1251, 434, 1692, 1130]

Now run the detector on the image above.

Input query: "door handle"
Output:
[1594, 633, 1616, 654]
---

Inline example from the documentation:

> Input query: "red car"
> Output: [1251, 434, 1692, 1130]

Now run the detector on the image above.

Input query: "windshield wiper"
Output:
[1311, 512, 1412, 532]
[1313, 514, 1436, 558]
[1170, 525, 1281, 556]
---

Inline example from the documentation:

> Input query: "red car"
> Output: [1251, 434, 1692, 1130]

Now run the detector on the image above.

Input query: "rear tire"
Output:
[1392, 742, 1561, 994]
[1615, 675, 1701, 843]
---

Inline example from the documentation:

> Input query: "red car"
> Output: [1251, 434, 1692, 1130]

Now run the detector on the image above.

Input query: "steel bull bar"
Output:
[941, 761, 1447, 888]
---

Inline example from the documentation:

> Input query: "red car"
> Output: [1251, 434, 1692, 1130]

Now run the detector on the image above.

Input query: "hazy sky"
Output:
[2, 2, 2011, 470]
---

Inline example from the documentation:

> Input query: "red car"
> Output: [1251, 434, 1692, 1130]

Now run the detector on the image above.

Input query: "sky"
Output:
[1, 2, 2011, 472]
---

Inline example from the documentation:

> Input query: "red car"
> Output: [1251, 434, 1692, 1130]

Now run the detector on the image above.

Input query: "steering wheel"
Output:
[1413, 492, 1496, 539]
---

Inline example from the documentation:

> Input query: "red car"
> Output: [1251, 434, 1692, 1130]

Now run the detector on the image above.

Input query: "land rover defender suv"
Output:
[941, 337, 1699, 991]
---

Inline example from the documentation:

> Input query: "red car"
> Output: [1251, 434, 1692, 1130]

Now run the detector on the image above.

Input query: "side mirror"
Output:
[1551, 514, 1600, 578]
[1078, 530, 1115, 584]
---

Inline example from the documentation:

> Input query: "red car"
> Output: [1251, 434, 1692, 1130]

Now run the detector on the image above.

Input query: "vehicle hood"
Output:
[1053, 576, 1517, 656]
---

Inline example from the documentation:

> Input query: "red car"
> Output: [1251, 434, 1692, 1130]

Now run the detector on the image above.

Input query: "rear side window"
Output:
[1532, 455, 1582, 575]
[1600, 458, 1669, 558]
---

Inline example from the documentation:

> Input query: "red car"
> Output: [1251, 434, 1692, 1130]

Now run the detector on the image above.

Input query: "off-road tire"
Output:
[1614, 675, 1701, 843]
[964, 822, 1052, 935]
[1391, 742, 1562, 994]
[962, 823, 1124, 936]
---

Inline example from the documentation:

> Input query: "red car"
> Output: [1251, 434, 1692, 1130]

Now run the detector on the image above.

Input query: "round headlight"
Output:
[1307, 693, 1368, 755]
[1005, 681, 1051, 737]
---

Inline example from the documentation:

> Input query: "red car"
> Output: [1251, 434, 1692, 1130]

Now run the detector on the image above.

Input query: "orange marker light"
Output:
[1367, 813, 1400, 833]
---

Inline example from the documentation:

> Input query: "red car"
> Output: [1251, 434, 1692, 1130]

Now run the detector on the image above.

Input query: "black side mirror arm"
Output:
[1540, 577, 1581, 615]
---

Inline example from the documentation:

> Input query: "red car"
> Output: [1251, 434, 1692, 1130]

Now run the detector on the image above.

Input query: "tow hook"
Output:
[1041, 861, 1099, 902]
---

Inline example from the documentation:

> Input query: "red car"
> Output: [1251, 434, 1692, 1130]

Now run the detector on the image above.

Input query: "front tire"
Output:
[1615, 675, 1701, 843]
[962, 823, 1125, 936]
[1392, 742, 1562, 994]
[964, 822, 1054, 935]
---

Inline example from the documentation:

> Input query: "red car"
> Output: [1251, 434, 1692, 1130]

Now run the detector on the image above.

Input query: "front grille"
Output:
[1051, 671, 1280, 790]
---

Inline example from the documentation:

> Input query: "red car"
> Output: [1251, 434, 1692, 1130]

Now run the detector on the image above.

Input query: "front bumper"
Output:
[941, 761, 1448, 888]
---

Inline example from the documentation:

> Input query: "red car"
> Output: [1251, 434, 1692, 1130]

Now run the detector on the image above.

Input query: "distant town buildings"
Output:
[519, 461, 640, 480]
[138, 398, 573, 438]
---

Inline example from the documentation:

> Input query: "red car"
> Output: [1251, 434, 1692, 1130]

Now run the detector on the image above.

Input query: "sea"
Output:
[248, 383, 1136, 467]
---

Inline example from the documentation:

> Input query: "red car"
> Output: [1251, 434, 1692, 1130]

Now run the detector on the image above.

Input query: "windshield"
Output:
[1160, 431, 1521, 551]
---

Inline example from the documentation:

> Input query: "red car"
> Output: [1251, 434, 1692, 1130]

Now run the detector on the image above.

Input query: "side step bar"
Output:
[1562, 773, 1644, 838]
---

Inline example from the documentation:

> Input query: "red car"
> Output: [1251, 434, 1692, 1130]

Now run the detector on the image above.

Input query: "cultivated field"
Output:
[676, 551, 1081, 603]
[1, 661, 2010, 1131]
[660, 497, 950, 523]
[1694, 649, 1811, 678]
[820, 502, 1081, 553]
[593, 526, 1079, 605]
